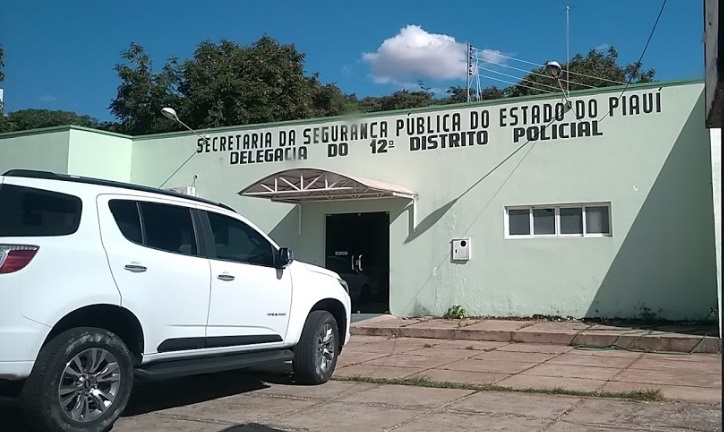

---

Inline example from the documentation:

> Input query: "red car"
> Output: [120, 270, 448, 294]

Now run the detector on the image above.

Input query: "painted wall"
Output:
[0, 127, 71, 174]
[127, 80, 717, 321]
[67, 128, 133, 182]
[0, 82, 715, 320]
[710, 128, 722, 334]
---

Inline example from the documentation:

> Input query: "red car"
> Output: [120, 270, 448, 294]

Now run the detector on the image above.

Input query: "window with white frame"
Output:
[505, 203, 611, 238]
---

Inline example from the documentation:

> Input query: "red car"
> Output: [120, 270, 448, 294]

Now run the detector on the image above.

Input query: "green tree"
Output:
[358, 90, 435, 113]
[109, 36, 353, 134]
[108, 42, 181, 135]
[0, 43, 5, 83]
[434, 46, 655, 104]
[0, 43, 6, 132]
[437, 85, 506, 105]
[501, 46, 655, 98]
[1, 109, 102, 132]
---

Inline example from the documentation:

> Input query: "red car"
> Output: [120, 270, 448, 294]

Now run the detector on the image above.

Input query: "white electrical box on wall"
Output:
[451, 238, 471, 261]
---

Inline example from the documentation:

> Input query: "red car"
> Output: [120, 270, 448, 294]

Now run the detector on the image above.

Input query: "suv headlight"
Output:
[337, 278, 349, 294]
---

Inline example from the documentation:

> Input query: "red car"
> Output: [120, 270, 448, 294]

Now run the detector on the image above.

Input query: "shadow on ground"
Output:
[218, 425, 289, 432]
[123, 371, 272, 416]
[0, 364, 301, 432]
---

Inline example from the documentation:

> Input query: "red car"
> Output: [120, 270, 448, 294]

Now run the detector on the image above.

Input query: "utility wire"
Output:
[158, 150, 198, 188]
[158, 1, 666, 191]
[472, 47, 628, 86]
[479, 74, 548, 94]
[596, 0, 667, 123]
[474, 54, 597, 90]
[477, 66, 562, 92]
[566, 69, 627, 85]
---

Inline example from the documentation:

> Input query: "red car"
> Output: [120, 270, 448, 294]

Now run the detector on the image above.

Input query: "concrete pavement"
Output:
[2, 371, 720, 432]
[0, 334, 720, 431]
[337, 335, 722, 404]
[351, 315, 721, 354]
[114, 379, 723, 432]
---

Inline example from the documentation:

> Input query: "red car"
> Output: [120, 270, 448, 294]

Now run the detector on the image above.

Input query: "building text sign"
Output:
[194, 89, 663, 165]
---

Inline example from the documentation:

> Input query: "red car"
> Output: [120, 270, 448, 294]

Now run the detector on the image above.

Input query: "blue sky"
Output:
[1, 0, 704, 122]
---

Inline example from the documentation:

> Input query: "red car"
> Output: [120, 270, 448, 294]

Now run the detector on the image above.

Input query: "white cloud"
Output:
[596, 43, 611, 51]
[39, 94, 58, 102]
[362, 25, 478, 83]
[478, 49, 508, 65]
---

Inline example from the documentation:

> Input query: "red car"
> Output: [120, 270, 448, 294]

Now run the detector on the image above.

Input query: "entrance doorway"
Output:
[325, 212, 390, 314]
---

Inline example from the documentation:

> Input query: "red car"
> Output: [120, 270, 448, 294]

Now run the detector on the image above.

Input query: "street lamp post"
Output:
[157, 107, 208, 188]
[161, 107, 208, 142]
[545, 61, 572, 109]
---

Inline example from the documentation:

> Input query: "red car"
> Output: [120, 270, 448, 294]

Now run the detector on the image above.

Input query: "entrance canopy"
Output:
[238, 168, 417, 203]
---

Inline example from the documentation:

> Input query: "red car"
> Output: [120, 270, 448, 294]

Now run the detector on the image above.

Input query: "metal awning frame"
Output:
[238, 169, 418, 235]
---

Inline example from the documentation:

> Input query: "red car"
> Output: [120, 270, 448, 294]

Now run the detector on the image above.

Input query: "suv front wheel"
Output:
[19, 327, 134, 432]
[292, 310, 339, 385]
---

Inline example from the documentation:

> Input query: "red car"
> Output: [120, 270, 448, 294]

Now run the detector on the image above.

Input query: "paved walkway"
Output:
[336, 335, 722, 404]
[3, 373, 720, 432]
[113, 380, 722, 432]
[0, 335, 720, 431]
[351, 315, 722, 354]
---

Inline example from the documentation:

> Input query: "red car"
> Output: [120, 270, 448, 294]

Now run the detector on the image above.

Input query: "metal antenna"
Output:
[466, 43, 472, 102]
[565, 5, 570, 98]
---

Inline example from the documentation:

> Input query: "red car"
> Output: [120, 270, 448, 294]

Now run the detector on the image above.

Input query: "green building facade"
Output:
[0, 80, 718, 321]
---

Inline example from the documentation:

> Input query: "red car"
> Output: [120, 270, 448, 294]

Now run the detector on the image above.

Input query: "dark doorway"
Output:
[325, 212, 390, 314]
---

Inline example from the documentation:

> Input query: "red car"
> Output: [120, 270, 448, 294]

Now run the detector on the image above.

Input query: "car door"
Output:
[199, 207, 292, 350]
[97, 194, 212, 356]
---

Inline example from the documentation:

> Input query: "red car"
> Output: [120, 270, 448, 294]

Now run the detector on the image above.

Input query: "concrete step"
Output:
[350, 315, 722, 354]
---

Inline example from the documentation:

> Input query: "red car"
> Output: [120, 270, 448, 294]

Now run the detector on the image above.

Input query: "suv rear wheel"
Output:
[19, 327, 134, 432]
[292, 310, 339, 385]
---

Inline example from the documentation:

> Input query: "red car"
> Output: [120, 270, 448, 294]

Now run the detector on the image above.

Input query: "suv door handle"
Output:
[217, 273, 235, 282]
[124, 264, 147, 273]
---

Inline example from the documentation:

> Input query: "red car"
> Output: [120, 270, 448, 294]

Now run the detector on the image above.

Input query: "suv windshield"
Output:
[0, 183, 83, 237]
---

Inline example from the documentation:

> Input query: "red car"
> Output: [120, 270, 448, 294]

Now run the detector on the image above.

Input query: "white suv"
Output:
[0, 169, 351, 432]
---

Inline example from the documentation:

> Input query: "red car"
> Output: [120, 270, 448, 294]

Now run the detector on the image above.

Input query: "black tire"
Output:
[19, 327, 135, 432]
[292, 310, 339, 385]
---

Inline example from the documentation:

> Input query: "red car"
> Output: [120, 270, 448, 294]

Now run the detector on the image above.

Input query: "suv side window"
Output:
[108, 200, 143, 244]
[0, 184, 82, 237]
[206, 211, 276, 267]
[108, 199, 199, 257]
[140, 201, 199, 256]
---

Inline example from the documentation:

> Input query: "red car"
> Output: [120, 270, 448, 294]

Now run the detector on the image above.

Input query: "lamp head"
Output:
[161, 107, 179, 122]
[544, 61, 562, 79]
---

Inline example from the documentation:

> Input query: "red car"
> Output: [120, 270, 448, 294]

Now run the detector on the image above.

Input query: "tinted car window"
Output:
[139, 201, 198, 256]
[108, 200, 143, 244]
[326, 256, 353, 275]
[206, 211, 275, 267]
[0, 184, 82, 237]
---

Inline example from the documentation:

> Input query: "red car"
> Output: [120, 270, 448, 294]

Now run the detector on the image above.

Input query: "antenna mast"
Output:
[565, 5, 570, 97]
[466, 43, 472, 102]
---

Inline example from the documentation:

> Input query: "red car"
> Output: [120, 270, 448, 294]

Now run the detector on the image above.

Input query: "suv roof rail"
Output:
[1, 169, 237, 213]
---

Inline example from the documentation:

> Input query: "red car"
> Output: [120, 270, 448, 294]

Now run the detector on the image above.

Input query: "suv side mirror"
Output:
[276, 247, 294, 269]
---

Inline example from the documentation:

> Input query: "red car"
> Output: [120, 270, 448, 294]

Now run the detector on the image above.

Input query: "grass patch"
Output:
[332, 375, 663, 402]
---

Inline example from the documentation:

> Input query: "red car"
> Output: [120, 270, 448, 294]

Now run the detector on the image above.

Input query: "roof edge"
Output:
[0, 78, 704, 142]
[134, 78, 704, 141]
[0, 124, 132, 140]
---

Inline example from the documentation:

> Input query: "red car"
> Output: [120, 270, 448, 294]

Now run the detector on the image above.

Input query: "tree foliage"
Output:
[108, 36, 355, 135]
[108, 42, 181, 135]
[0, 43, 5, 124]
[0, 109, 102, 133]
[1, 40, 657, 135]
[501, 47, 655, 98]
[0, 43, 5, 84]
